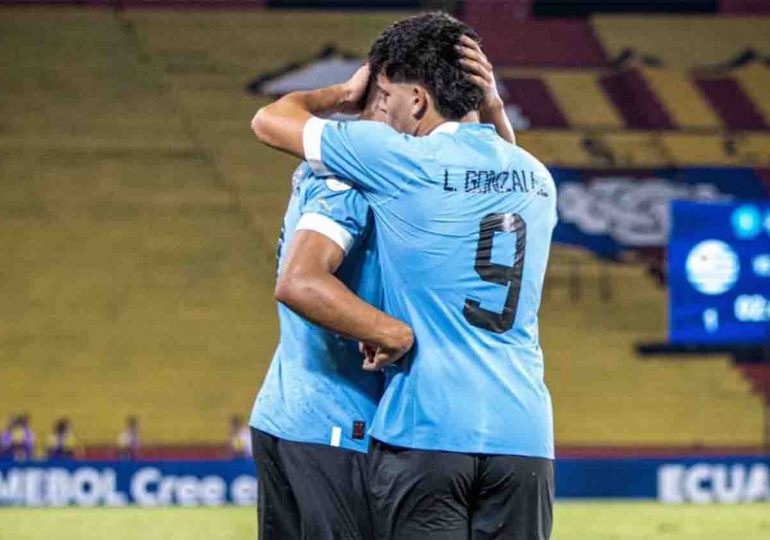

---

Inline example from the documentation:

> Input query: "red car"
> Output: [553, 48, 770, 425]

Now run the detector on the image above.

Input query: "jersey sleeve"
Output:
[295, 174, 371, 255]
[303, 117, 417, 200]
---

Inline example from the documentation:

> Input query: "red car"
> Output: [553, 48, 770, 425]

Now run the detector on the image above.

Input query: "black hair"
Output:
[54, 417, 70, 434]
[368, 12, 483, 120]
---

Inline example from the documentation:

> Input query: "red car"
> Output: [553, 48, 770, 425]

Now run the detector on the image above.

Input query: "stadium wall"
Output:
[2, 456, 770, 506]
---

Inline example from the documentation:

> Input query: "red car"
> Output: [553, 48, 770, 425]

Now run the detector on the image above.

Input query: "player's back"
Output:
[250, 163, 383, 452]
[368, 123, 557, 457]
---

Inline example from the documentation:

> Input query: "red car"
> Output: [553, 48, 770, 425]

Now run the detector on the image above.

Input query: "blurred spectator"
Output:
[117, 416, 141, 460]
[0, 415, 10, 458]
[1, 414, 36, 461]
[0, 416, 10, 459]
[228, 415, 251, 458]
[46, 417, 82, 460]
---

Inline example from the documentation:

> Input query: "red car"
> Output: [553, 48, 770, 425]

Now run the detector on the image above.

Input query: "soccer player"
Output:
[251, 34, 514, 539]
[251, 12, 556, 540]
[248, 86, 410, 540]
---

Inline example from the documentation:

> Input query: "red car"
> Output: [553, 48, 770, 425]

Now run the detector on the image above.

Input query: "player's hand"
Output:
[360, 342, 377, 365]
[360, 343, 407, 372]
[456, 35, 503, 113]
[360, 324, 414, 372]
[340, 64, 371, 115]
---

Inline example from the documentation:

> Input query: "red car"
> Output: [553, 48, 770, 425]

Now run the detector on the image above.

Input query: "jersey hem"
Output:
[249, 421, 369, 454]
[369, 432, 554, 459]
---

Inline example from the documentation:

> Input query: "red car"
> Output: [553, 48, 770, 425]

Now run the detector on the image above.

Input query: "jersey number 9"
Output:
[463, 212, 526, 334]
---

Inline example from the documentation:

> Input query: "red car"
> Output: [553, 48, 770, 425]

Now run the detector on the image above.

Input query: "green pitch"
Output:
[0, 503, 769, 539]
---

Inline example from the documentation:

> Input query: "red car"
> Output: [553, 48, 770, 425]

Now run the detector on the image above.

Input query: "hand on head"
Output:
[456, 35, 502, 112]
[341, 64, 372, 115]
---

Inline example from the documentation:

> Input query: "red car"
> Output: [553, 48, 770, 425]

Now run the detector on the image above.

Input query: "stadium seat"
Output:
[467, 18, 607, 67]
[516, 131, 594, 168]
[660, 134, 738, 166]
[0, 8, 402, 445]
[695, 76, 768, 130]
[641, 67, 723, 130]
[600, 132, 668, 168]
[738, 133, 770, 166]
[500, 78, 569, 128]
[733, 64, 770, 126]
[735, 364, 770, 404]
[600, 68, 675, 130]
[591, 15, 770, 68]
[543, 70, 624, 129]
[1, 8, 767, 449]
[541, 249, 765, 446]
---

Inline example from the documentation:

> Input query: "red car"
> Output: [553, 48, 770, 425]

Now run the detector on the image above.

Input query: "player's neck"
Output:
[415, 108, 448, 136]
[416, 110, 478, 136]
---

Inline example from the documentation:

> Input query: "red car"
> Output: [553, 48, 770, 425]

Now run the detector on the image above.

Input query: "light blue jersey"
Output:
[249, 162, 383, 453]
[304, 118, 557, 458]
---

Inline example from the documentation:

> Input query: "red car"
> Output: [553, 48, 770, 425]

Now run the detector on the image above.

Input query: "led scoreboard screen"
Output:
[669, 200, 770, 345]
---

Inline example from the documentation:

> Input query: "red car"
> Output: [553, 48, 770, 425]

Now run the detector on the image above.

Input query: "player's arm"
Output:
[252, 67, 407, 199]
[457, 34, 515, 145]
[250, 66, 370, 159]
[275, 230, 413, 370]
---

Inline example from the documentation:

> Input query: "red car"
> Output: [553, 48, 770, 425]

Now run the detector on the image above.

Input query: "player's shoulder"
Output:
[332, 119, 414, 147]
[341, 119, 399, 135]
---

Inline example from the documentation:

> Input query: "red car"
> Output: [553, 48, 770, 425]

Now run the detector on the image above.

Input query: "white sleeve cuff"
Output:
[295, 212, 354, 254]
[303, 117, 331, 176]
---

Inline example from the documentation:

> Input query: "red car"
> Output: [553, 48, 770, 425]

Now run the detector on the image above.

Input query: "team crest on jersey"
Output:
[325, 177, 352, 192]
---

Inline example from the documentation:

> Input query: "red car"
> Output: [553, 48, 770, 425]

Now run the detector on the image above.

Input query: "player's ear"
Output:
[411, 85, 429, 121]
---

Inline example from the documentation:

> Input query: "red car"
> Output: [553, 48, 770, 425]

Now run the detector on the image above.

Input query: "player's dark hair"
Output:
[368, 12, 484, 120]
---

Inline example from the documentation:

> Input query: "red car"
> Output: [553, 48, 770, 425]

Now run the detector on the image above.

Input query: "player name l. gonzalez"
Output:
[442, 169, 550, 197]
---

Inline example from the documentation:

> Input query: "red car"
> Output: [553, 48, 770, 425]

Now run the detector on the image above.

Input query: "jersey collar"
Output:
[430, 122, 460, 135]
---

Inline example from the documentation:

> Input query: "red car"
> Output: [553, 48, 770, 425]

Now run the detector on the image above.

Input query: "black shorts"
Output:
[251, 428, 373, 540]
[368, 439, 554, 540]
